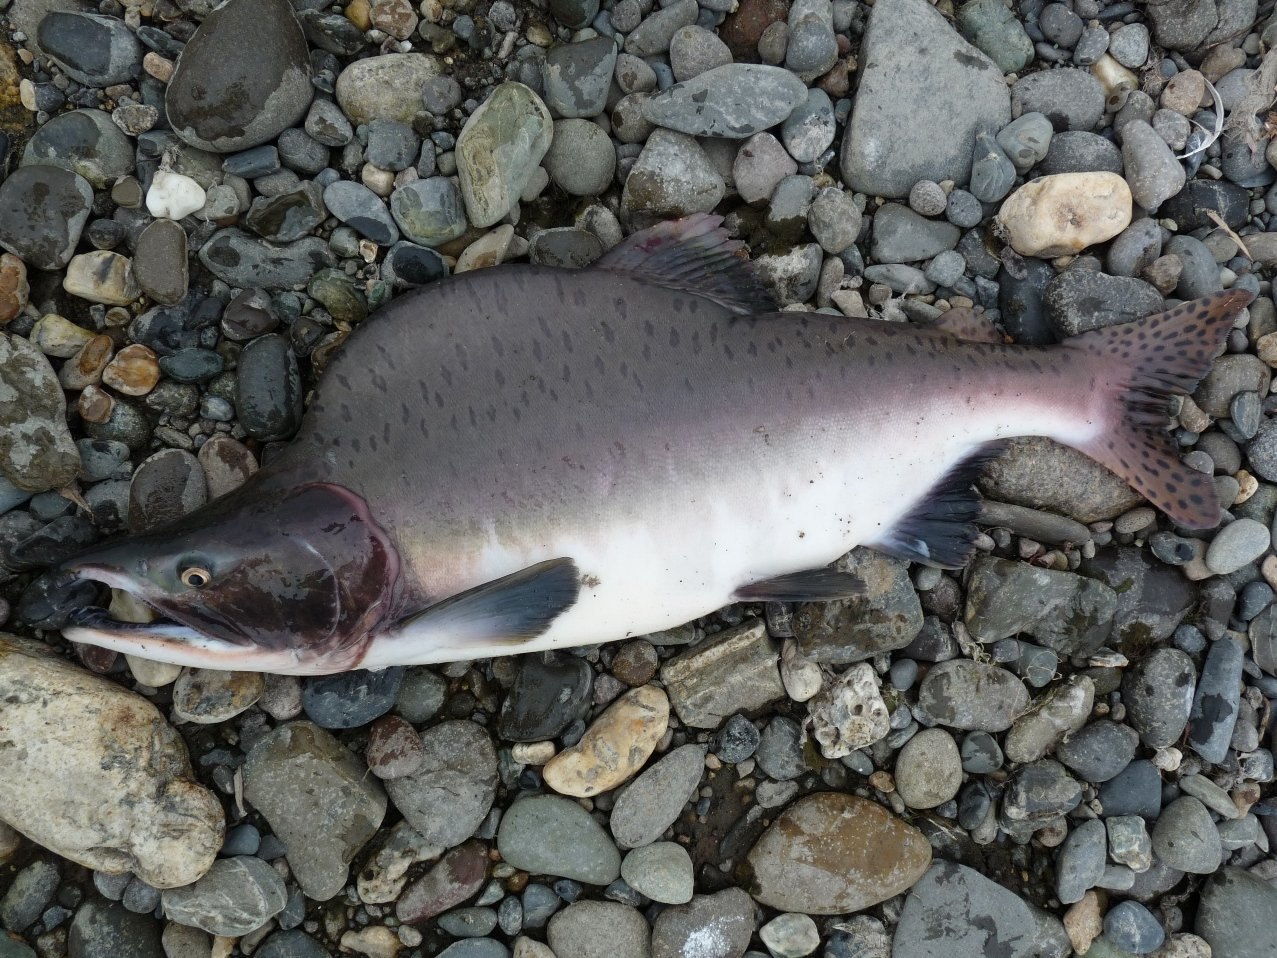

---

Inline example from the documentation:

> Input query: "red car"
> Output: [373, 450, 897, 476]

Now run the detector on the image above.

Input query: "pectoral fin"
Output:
[390, 558, 581, 647]
[735, 568, 865, 601]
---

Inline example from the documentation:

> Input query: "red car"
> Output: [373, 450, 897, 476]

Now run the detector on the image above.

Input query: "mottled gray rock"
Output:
[955, 0, 1034, 72]
[980, 437, 1143, 523]
[870, 204, 960, 263]
[1196, 867, 1277, 958]
[335, 54, 443, 124]
[965, 556, 1116, 657]
[842, 0, 1010, 197]
[21, 109, 135, 188]
[455, 82, 552, 228]
[542, 37, 617, 119]
[650, 889, 755, 958]
[917, 660, 1029, 731]
[1056, 818, 1106, 904]
[548, 901, 651, 958]
[243, 722, 386, 900]
[0, 165, 94, 270]
[1121, 120, 1186, 212]
[661, 621, 784, 728]
[197, 229, 334, 289]
[642, 64, 807, 138]
[385, 721, 497, 849]
[160, 857, 287, 936]
[1187, 638, 1243, 764]
[622, 130, 725, 217]
[1151, 797, 1221, 873]
[37, 12, 142, 87]
[793, 549, 923, 664]
[1011, 68, 1104, 132]
[895, 861, 1070, 958]
[0, 334, 82, 493]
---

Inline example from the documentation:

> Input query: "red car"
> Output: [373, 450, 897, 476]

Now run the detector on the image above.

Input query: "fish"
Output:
[23, 214, 1254, 674]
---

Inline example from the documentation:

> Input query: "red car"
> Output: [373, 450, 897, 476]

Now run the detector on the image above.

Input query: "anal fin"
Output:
[735, 568, 864, 602]
[869, 442, 1007, 568]
[391, 558, 580, 647]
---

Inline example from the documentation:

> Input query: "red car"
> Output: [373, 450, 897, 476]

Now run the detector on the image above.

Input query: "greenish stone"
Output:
[456, 82, 553, 229]
[308, 268, 368, 324]
[956, 0, 1034, 73]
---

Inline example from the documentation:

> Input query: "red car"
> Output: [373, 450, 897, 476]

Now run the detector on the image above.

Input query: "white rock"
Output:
[146, 169, 207, 220]
[806, 662, 890, 758]
[760, 912, 821, 958]
[780, 639, 823, 702]
[511, 741, 557, 765]
[997, 172, 1132, 257]
[0, 635, 223, 888]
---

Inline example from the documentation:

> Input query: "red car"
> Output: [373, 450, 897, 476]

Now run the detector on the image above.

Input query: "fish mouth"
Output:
[22, 563, 310, 673]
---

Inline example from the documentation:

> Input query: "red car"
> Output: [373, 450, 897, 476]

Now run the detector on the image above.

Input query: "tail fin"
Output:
[1064, 289, 1255, 530]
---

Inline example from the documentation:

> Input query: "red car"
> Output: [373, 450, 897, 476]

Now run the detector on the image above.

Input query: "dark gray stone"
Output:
[1187, 637, 1243, 763]
[37, 12, 142, 87]
[0, 165, 94, 270]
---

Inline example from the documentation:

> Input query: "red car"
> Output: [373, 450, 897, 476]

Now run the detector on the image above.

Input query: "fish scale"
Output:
[31, 215, 1255, 673]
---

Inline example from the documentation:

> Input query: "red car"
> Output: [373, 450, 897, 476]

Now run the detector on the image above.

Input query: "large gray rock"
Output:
[456, 82, 553, 228]
[0, 332, 81, 493]
[384, 720, 497, 848]
[0, 165, 94, 270]
[894, 861, 1071, 958]
[1196, 867, 1277, 958]
[166, 0, 312, 151]
[660, 620, 785, 728]
[793, 549, 923, 664]
[160, 857, 287, 936]
[0, 636, 223, 889]
[642, 64, 808, 138]
[841, 0, 1010, 197]
[965, 556, 1116, 656]
[243, 721, 386, 900]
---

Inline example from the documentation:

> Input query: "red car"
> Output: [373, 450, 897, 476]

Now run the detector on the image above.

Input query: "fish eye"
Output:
[180, 566, 213, 589]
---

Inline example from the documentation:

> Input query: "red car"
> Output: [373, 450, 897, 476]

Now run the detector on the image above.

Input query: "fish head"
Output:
[44, 482, 401, 674]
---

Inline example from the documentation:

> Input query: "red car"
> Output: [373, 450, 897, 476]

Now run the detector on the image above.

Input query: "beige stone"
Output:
[997, 172, 1132, 257]
[543, 684, 669, 797]
[661, 619, 785, 728]
[0, 635, 223, 888]
[747, 792, 932, 914]
[1064, 890, 1103, 954]
[63, 250, 140, 305]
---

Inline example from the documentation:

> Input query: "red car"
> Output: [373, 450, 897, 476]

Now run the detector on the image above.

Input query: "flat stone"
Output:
[498, 654, 593, 741]
[21, 108, 135, 188]
[166, 0, 312, 151]
[198, 229, 334, 290]
[660, 620, 784, 728]
[497, 795, 621, 885]
[1151, 797, 1221, 873]
[384, 720, 497, 848]
[390, 177, 468, 247]
[894, 728, 962, 809]
[870, 203, 961, 263]
[0, 165, 94, 270]
[133, 219, 188, 305]
[642, 63, 807, 138]
[396, 840, 488, 923]
[610, 744, 706, 848]
[917, 659, 1030, 731]
[620, 843, 694, 904]
[548, 902, 651, 958]
[172, 668, 263, 724]
[980, 437, 1143, 523]
[160, 856, 286, 937]
[747, 792, 932, 914]
[1186, 637, 1243, 764]
[997, 172, 1132, 256]
[841, 0, 1010, 197]
[37, 12, 142, 87]
[895, 861, 1071, 958]
[243, 721, 387, 900]
[456, 82, 553, 229]
[1056, 719, 1139, 782]
[1056, 818, 1106, 904]
[0, 637, 222, 889]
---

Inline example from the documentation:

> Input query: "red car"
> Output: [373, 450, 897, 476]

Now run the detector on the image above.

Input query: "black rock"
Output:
[37, 12, 143, 88]
[1160, 179, 1251, 231]
[302, 668, 406, 729]
[236, 334, 303, 442]
[1097, 759, 1162, 818]
[497, 655, 593, 741]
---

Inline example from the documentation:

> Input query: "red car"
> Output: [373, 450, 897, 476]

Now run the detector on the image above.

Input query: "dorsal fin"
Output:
[593, 214, 775, 315]
[868, 442, 1008, 567]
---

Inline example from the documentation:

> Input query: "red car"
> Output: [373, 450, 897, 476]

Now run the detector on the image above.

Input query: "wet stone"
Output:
[1001, 760, 1082, 828]
[895, 861, 1070, 958]
[1196, 867, 1277, 958]
[68, 900, 162, 958]
[165, 0, 313, 152]
[236, 333, 303, 442]
[456, 82, 553, 229]
[171, 667, 263, 724]
[894, 728, 962, 809]
[1098, 760, 1162, 819]
[625, 0, 698, 56]
[1056, 818, 1106, 904]
[21, 109, 135, 189]
[0, 166, 94, 270]
[384, 720, 497, 848]
[498, 654, 593, 741]
[322, 181, 399, 245]
[198, 229, 335, 289]
[244, 184, 327, 243]
[37, 12, 142, 87]
[396, 840, 487, 924]
[383, 242, 450, 287]
[528, 228, 606, 268]
[955, 0, 1034, 72]
[747, 792, 932, 913]
[133, 219, 188, 306]
[1187, 637, 1243, 764]
[303, 668, 404, 729]
[390, 178, 468, 247]
[543, 685, 668, 797]
[542, 37, 617, 119]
